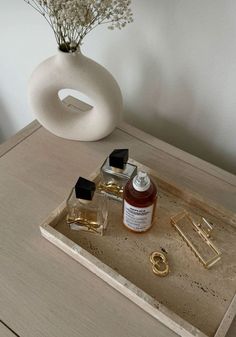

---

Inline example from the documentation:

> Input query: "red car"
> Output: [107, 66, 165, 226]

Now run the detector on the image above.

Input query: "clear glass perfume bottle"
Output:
[99, 149, 137, 201]
[66, 177, 108, 235]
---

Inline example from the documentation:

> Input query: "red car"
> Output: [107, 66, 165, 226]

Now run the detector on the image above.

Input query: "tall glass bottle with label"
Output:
[123, 171, 157, 233]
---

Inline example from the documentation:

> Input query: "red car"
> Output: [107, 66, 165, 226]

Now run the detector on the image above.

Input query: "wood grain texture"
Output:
[0, 123, 235, 337]
[119, 122, 236, 184]
[0, 322, 18, 337]
[0, 120, 40, 157]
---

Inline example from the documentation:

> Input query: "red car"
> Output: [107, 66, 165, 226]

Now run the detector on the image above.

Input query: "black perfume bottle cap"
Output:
[75, 177, 96, 200]
[109, 149, 129, 169]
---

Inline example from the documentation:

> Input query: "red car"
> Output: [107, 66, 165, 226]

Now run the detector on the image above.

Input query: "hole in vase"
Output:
[58, 89, 94, 113]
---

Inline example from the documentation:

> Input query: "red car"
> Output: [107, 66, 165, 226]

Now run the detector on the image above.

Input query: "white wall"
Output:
[0, 0, 236, 174]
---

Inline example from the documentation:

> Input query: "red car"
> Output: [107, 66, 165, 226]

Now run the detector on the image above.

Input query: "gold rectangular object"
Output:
[170, 210, 221, 269]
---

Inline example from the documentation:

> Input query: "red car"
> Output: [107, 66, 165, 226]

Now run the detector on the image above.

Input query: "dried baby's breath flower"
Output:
[24, 0, 133, 52]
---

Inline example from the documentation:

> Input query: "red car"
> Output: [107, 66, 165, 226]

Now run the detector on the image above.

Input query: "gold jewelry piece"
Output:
[150, 251, 169, 277]
[98, 182, 123, 198]
[170, 210, 221, 269]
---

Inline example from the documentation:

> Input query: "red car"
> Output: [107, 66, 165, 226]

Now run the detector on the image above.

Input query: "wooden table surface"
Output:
[0, 121, 235, 337]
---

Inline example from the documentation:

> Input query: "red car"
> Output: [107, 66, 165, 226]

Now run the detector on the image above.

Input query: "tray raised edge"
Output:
[39, 159, 236, 337]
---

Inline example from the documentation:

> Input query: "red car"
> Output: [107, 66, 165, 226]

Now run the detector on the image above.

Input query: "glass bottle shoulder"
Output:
[101, 158, 137, 179]
[67, 188, 106, 210]
[124, 178, 157, 206]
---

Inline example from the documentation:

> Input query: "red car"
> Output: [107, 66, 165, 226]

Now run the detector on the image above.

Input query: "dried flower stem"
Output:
[23, 0, 133, 52]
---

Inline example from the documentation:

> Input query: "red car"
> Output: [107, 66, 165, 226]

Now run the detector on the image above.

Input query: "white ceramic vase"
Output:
[28, 49, 123, 141]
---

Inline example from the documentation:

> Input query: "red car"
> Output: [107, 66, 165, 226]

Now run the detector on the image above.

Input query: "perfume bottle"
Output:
[66, 177, 108, 235]
[123, 171, 157, 233]
[99, 149, 137, 201]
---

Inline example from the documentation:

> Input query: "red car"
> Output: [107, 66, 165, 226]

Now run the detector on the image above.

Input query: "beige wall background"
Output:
[0, 0, 236, 174]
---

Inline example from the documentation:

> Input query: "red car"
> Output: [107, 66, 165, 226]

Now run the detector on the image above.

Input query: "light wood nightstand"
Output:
[0, 121, 235, 337]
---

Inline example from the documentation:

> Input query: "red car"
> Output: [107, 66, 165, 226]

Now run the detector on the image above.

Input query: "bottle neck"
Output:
[78, 198, 92, 205]
[56, 46, 83, 66]
[132, 171, 151, 192]
[111, 166, 124, 174]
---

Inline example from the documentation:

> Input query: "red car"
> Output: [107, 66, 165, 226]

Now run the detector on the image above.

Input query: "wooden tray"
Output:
[40, 159, 236, 337]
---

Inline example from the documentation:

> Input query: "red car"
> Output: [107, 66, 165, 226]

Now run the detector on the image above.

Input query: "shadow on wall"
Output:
[125, 108, 236, 175]
[121, 49, 236, 174]
[98, 0, 236, 175]
[0, 97, 15, 144]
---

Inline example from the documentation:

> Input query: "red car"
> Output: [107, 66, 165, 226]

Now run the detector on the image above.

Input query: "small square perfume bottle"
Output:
[99, 149, 137, 201]
[66, 177, 108, 235]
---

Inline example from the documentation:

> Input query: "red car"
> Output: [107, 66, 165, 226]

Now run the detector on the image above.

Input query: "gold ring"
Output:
[150, 251, 169, 277]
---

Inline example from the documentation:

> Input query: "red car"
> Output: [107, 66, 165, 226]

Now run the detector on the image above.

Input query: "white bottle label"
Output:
[123, 200, 154, 232]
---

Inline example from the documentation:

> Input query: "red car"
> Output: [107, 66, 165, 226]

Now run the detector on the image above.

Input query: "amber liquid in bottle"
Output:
[123, 171, 157, 233]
